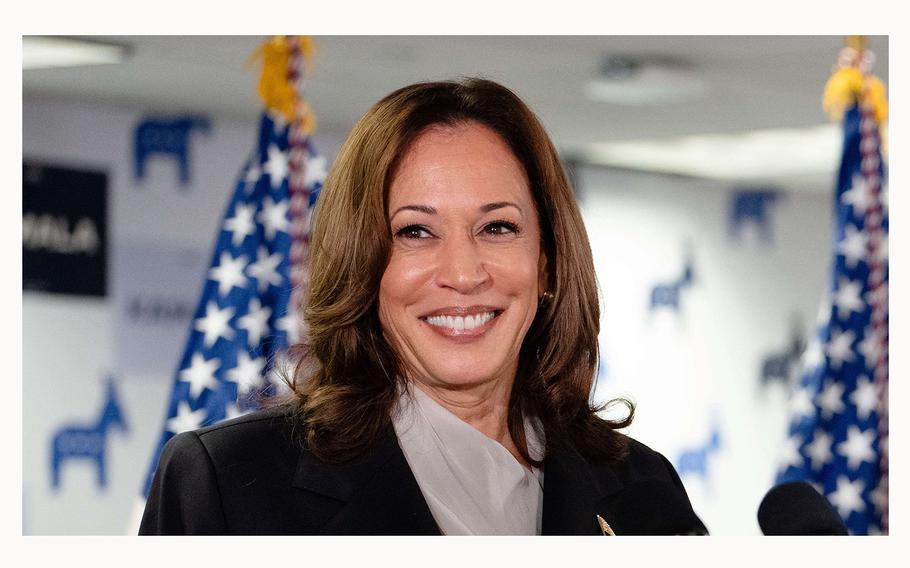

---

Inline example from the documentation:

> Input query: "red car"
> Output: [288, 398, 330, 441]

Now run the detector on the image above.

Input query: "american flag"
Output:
[776, 70, 888, 534]
[138, 109, 326, 499]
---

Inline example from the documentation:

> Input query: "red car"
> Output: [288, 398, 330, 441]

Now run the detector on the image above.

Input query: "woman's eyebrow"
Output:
[479, 201, 522, 215]
[390, 201, 522, 220]
[390, 204, 437, 219]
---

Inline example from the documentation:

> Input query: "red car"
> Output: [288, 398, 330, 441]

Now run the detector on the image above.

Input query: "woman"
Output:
[139, 78, 706, 535]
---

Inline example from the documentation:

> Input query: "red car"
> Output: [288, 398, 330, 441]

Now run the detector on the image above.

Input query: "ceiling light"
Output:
[579, 124, 841, 181]
[585, 55, 707, 106]
[23, 36, 128, 70]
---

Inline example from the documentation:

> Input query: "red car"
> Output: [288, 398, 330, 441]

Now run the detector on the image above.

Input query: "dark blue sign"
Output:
[23, 161, 107, 297]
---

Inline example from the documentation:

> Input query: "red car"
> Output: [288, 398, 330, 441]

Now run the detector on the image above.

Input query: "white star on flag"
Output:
[857, 325, 884, 367]
[837, 425, 877, 470]
[850, 376, 879, 421]
[806, 430, 833, 471]
[179, 352, 221, 399]
[194, 301, 236, 348]
[841, 173, 874, 215]
[825, 327, 855, 370]
[264, 144, 289, 190]
[828, 476, 866, 519]
[224, 202, 257, 247]
[789, 387, 815, 420]
[243, 162, 261, 193]
[266, 363, 290, 392]
[247, 247, 284, 292]
[166, 399, 208, 435]
[801, 339, 824, 371]
[817, 379, 846, 419]
[275, 311, 301, 344]
[303, 154, 328, 189]
[257, 196, 290, 240]
[838, 223, 867, 269]
[238, 298, 272, 347]
[209, 251, 249, 297]
[224, 404, 252, 422]
[832, 277, 865, 320]
[781, 435, 804, 469]
[227, 351, 266, 394]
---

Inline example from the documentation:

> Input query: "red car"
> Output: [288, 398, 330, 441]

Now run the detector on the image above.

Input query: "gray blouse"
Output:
[391, 385, 545, 535]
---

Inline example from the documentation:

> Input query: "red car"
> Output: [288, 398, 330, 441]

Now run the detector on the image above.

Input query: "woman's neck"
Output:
[409, 379, 532, 469]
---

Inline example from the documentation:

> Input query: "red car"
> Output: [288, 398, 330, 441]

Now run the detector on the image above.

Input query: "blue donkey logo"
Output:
[134, 115, 211, 188]
[676, 418, 722, 482]
[51, 377, 128, 489]
[649, 257, 694, 313]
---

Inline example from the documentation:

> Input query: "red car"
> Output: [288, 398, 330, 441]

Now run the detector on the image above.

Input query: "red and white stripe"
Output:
[856, 63, 889, 534]
[286, 36, 315, 343]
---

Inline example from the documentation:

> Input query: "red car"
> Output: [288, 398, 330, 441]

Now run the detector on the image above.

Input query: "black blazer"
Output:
[139, 406, 707, 535]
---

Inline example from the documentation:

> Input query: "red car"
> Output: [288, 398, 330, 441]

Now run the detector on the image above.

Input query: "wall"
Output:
[578, 167, 832, 534]
[22, 96, 835, 535]
[22, 96, 341, 534]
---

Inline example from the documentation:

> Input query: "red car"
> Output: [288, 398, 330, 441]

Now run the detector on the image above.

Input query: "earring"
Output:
[539, 290, 554, 306]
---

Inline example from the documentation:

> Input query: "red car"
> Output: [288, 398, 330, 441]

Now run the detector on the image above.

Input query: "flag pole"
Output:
[775, 35, 888, 535]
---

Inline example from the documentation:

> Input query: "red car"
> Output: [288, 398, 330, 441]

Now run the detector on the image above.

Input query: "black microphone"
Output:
[602, 479, 709, 535]
[757, 481, 848, 535]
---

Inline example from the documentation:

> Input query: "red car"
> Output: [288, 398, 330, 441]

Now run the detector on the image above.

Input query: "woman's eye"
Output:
[482, 221, 520, 236]
[394, 225, 432, 239]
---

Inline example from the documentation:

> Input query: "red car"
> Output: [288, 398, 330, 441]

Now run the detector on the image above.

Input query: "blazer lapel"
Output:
[290, 422, 627, 536]
[541, 440, 625, 535]
[291, 424, 440, 535]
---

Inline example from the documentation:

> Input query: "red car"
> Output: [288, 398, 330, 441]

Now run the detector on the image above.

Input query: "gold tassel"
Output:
[249, 36, 317, 133]
[822, 42, 888, 127]
[822, 66, 863, 122]
[864, 75, 889, 125]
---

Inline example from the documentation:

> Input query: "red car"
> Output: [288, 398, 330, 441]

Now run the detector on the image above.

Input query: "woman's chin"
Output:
[411, 364, 511, 392]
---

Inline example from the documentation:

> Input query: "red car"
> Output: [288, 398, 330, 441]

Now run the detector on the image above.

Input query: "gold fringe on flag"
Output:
[822, 38, 888, 126]
[249, 36, 317, 133]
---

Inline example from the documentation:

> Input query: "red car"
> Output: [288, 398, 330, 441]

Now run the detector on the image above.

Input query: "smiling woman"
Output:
[139, 78, 707, 535]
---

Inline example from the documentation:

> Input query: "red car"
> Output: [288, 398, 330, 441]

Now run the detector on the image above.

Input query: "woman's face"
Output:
[379, 121, 547, 393]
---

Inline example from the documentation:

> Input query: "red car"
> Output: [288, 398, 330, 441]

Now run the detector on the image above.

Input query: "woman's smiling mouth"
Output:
[419, 307, 504, 339]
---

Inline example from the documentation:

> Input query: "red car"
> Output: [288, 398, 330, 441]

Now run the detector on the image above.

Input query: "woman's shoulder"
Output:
[591, 434, 708, 534]
[596, 433, 686, 488]
[162, 404, 303, 470]
[142, 404, 315, 534]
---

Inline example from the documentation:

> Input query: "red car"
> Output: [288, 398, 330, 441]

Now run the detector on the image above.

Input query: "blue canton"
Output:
[141, 112, 325, 497]
[776, 104, 888, 535]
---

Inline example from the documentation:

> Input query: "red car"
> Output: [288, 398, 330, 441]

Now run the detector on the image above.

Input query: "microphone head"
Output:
[604, 478, 708, 535]
[757, 481, 848, 535]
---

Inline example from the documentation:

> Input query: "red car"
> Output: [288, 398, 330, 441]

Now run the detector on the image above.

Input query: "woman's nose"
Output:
[434, 234, 490, 294]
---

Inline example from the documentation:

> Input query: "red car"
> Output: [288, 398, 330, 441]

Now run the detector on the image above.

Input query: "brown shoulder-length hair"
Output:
[279, 77, 633, 467]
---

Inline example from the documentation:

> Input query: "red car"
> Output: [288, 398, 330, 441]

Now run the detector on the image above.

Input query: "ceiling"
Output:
[23, 35, 889, 176]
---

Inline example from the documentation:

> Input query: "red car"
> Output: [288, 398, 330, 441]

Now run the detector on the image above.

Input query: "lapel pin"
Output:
[596, 514, 615, 536]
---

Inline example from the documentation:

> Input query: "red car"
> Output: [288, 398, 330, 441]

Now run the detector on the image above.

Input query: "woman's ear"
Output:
[537, 247, 549, 299]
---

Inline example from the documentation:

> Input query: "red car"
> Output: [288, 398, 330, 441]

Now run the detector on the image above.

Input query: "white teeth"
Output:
[425, 312, 495, 330]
